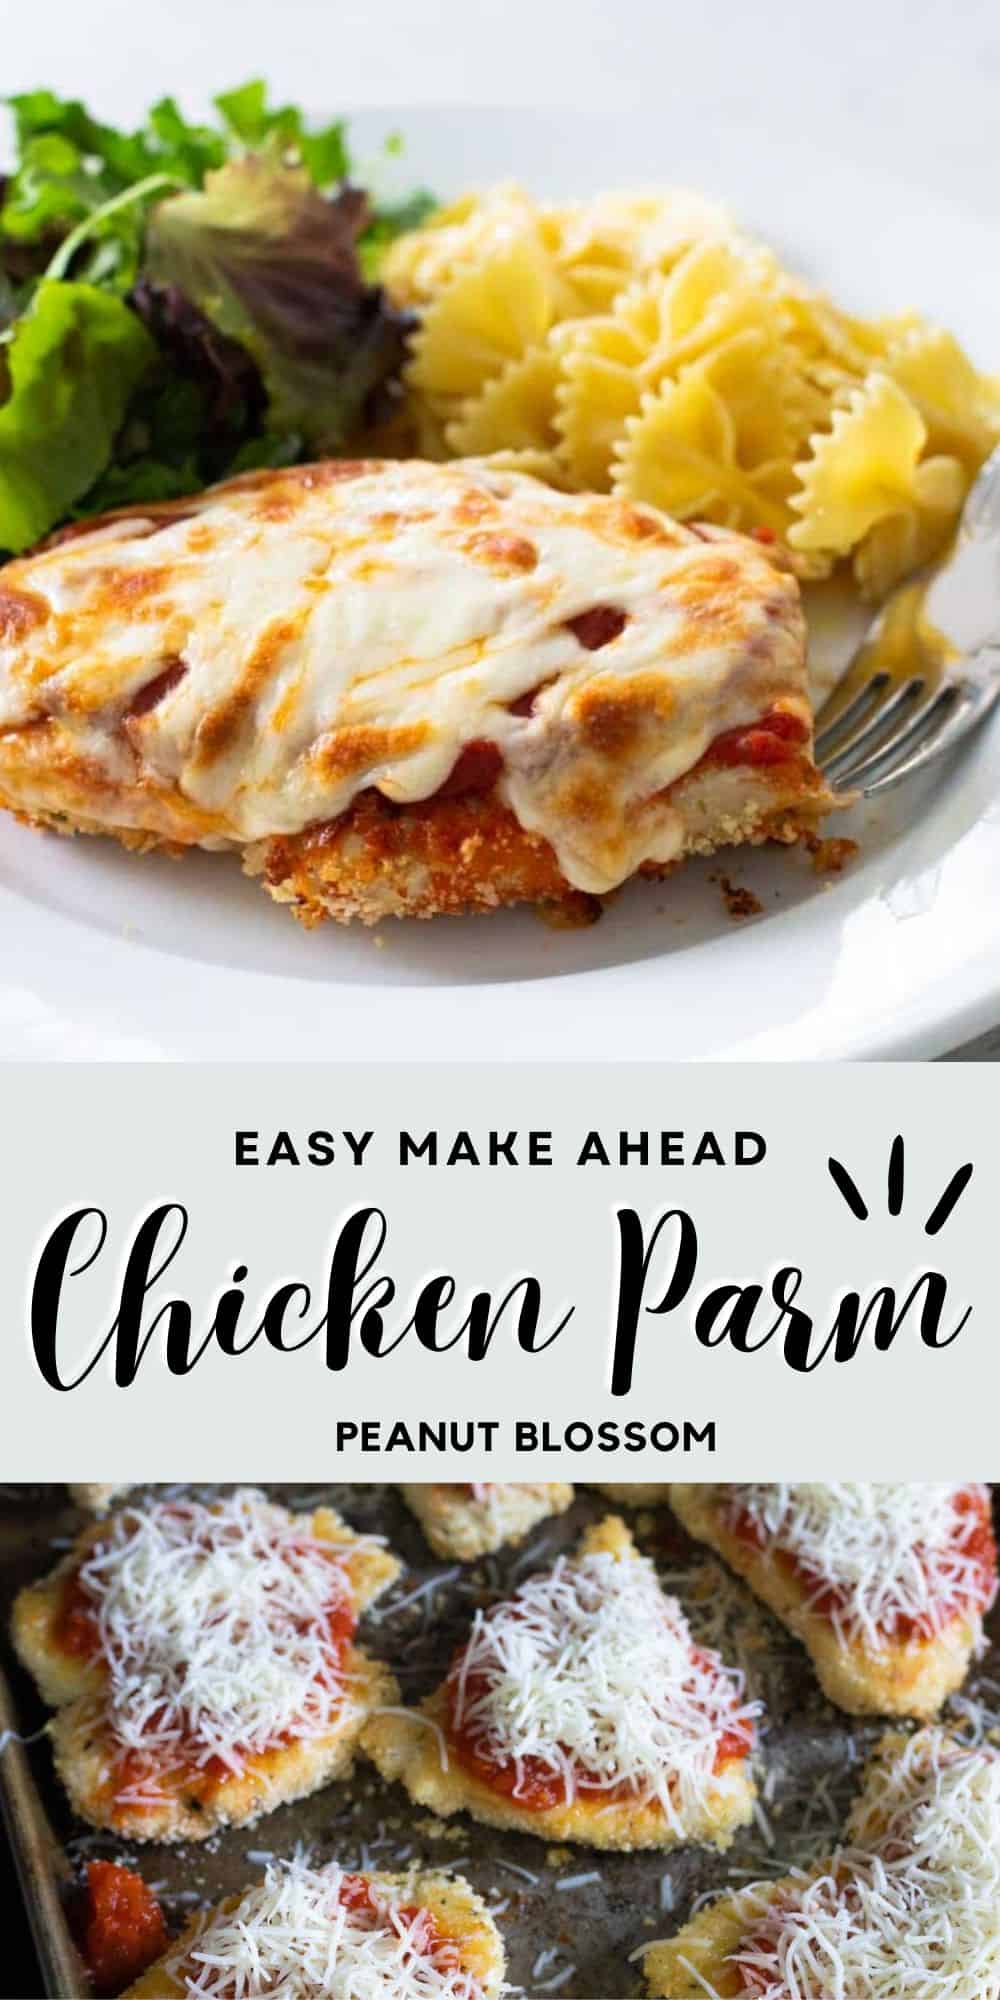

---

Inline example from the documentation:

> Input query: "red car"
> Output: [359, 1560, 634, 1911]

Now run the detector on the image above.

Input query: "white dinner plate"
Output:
[2, 102, 999, 1061]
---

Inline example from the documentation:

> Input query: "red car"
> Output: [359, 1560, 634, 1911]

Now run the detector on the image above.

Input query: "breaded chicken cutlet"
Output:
[670, 1482, 997, 1718]
[122, 1858, 505, 1999]
[642, 1727, 1000, 1998]
[363, 1515, 757, 1851]
[0, 458, 834, 926]
[12, 1487, 399, 1842]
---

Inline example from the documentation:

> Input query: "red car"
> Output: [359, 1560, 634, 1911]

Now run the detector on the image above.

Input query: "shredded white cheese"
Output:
[75, 1488, 367, 1791]
[495, 1859, 539, 1885]
[371, 1570, 462, 1627]
[167, 1855, 484, 1999]
[947, 1674, 1000, 1748]
[725, 1484, 995, 1650]
[733, 1729, 1000, 1998]
[449, 1548, 755, 1828]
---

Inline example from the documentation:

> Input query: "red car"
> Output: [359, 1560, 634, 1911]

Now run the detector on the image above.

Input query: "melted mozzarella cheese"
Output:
[449, 1547, 756, 1828]
[0, 459, 807, 893]
[733, 1730, 1000, 1999]
[724, 1483, 995, 1650]
[167, 1857, 484, 2000]
[75, 1488, 368, 1789]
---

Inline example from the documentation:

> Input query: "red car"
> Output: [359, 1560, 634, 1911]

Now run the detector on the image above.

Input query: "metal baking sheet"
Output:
[2, 1484, 998, 1999]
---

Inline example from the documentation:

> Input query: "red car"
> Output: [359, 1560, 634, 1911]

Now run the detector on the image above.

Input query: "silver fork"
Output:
[815, 444, 1000, 795]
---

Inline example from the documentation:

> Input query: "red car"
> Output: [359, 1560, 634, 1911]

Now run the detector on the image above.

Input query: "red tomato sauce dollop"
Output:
[55, 1571, 102, 1659]
[78, 1860, 167, 1996]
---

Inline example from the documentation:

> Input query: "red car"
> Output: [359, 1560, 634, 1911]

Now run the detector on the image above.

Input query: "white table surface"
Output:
[5, 0, 999, 225]
[3, 0, 998, 1057]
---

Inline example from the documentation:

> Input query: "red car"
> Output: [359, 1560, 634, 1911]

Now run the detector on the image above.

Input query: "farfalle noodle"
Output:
[382, 186, 1000, 596]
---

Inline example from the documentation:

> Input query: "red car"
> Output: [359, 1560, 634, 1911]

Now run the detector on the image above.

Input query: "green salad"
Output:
[0, 82, 434, 552]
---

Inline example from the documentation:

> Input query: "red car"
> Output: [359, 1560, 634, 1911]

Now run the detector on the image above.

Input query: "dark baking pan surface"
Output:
[1, 1484, 998, 1998]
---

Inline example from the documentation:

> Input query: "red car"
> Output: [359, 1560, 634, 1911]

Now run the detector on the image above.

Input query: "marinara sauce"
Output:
[736, 1936, 780, 2000]
[55, 1570, 103, 1660]
[77, 1860, 167, 1996]
[729, 1486, 996, 1640]
[445, 1641, 752, 1812]
[422, 702, 811, 807]
[55, 1542, 357, 1812]
[337, 1874, 464, 1976]
[699, 707, 810, 769]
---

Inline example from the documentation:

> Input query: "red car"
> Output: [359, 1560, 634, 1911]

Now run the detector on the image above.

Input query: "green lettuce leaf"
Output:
[0, 279, 155, 550]
[0, 85, 432, 537]
[2, 92, 229, 294]
[2, 82, 430, 285]
[3, 89, 226, 225]
[213, 82, 349, 188]
[145, 156, 411, 449]
[2, 81, 346, 264]
[72, 454, 200, 515]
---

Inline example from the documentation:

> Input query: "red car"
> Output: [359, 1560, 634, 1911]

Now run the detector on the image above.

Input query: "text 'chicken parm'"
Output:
[0, 459, 833, 924]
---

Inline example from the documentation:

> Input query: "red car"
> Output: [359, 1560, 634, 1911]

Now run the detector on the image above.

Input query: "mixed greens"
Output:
[0, 83, 434, 550]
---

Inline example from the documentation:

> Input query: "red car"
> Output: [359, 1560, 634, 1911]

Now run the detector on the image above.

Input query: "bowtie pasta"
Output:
[382, 185, 1000, 597]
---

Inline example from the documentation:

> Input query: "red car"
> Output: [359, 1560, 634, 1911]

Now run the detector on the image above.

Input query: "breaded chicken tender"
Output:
[0, 459, 833, 925]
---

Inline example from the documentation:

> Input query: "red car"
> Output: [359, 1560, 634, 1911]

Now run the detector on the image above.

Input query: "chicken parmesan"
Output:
[593, 1484, 674, 1504]
[67, 1483, 131, 1513]
[0, 458, 833, 925]
[11, 1487, 400, 1841]
[363, 1514, 757, 1850]
[670, 1482, 997, 1717]
[643, 1726, 1000, 1999]
[399, 1482, 574, 1560]
[121, 1857, 505, 2000]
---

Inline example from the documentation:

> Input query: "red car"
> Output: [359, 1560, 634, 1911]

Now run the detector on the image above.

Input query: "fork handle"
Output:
[961, 444, 1000, 542]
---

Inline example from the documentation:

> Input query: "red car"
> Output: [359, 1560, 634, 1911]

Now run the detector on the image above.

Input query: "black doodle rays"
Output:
[827, 1138, 973, 1237]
